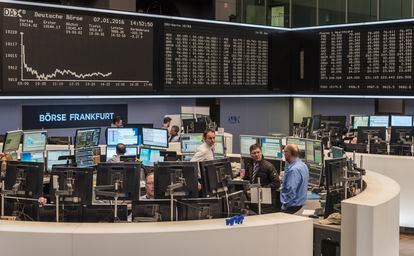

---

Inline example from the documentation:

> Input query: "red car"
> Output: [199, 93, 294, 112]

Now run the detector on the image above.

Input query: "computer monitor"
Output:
[311, 115, 321, 132]
[154, 161, 198, 199]
[50, 166, 94, 205]
[324, 157, 347, 188]
[331, 146, 345, 159]
[214, 135, 225, 156]
[260, 137, 282, 159]
[4, 161, 44, 198]
[22, 131, 47, 152]
[352, 116, 369, 130]
[106, 128, 139, 146]
[391, 115, 413, 127]
[21, 151, 44, 163]
[321, 116, 347, 129]
[74, 128, 101, 148]
[240, 135, 260, 156]
[304, 140, 323, 165]
[3, 130, 23, 153]
[96, 162, 141, 201]
[369, 115, 389, 127]
[139, 147, 164, 167]
[199, 158, 233, 197]
[75, 147, 99, 167]
[308, 166, 323, 187]
[181, 133, 203, 153]
[106, 146, 138, 162]
[357, 126, 386, 144]
[47, 150, 71, 171]
[142, 128, 168, 148]
[390, 126, 414, 144]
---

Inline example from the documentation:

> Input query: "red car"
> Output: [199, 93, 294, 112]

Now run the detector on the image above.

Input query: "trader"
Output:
[191, 129, 215, 162]
[280, 144, 309, 214]
[162, 117, 172, 129]
[111, 116, 124, 128]
[107, 143, 126, 163]
[168, 125, 181, 142]
[140, 172, 154, 199]
[242, 144, 280, 213]
[242, 144, 280, 189]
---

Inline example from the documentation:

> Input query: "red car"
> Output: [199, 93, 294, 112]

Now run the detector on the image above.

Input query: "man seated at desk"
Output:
[107, 143, 126, 163]
[140, 172, 154, 200]
[281, 144, 309, 214]
[241, 143, 280, 213]
[191, 129, 216, 162]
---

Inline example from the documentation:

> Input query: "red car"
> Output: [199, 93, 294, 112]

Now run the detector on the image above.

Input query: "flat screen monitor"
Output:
[5, 161, 44, 198]
[154, 161, 198, 199]
[75, 128, 101, 148]
[21, 151, 44, 163]
[139, 147, 164, 167]
[391, 115, 413, 127]
[181, 133, 203, 153]
[106, 146, 138, 162]
[308, 166, 322, 187]
[390, 126, 414, 144]
[22, 131, 47, 152]
[324, 157, 347, 188]
[96, 162, 141, 201]
[47, 150, 71, 171]
[357, 126, 386, 144]
[304, 140, 323, 165]
[352, 116, 369, 130]
[75, 147, 99, 168]
[3, 130, 23, 153]
[106, 128, 139, 146]
[142, 128, 168, 148]
[124, 123, 154, 145]
[199, 158, 233, 197]
[260, 137, 282, 159]
[240, 135, 260, 156]
[50, 166, 94, 205]
[369, 115, 389, 127]
[331, 146, 344, 159]
[214, 135, 225, 156]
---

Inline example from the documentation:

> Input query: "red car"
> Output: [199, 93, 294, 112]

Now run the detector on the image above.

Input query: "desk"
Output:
[0, 213, 313, 256]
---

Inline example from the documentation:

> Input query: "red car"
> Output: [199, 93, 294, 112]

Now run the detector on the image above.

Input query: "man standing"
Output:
[242, 144, 280, 213]
[281, 144, 309, 214]
[162, 117, 172, 129]
[190, 129, 215, 162]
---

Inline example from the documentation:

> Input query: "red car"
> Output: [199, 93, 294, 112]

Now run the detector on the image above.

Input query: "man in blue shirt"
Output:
[281, 144, 309, 214]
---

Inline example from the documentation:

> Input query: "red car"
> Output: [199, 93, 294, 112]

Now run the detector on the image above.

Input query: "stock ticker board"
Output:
[318, 23, 414, 94]
[1, 2, 154, 93]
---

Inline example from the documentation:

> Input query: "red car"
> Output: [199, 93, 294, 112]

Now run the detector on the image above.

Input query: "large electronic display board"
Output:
[162, 20, 270, 91]
[318, 22, 414, 94]
[1, 1, 154, 94]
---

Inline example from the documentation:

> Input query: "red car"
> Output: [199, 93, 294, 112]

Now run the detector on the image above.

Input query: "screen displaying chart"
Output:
[1, 2, 154, 93]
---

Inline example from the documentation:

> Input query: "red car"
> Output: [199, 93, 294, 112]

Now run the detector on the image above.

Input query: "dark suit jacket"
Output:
[243, 159, 280, 190]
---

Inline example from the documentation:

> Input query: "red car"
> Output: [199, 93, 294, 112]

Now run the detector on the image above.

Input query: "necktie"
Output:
[252, 162, 260, 183]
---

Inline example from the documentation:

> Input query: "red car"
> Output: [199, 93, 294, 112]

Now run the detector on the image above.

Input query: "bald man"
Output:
[281, 144, 309, 214]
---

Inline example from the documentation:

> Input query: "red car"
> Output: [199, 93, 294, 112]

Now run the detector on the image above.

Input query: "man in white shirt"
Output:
[191, 129, 215, 162]
[107, 143, 126, 163]
[168, 125, 181, 142]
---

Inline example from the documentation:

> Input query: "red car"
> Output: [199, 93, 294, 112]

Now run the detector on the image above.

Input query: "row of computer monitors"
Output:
[2, 127, 170, 154]
[352, 115, 414, 129]
[19, 146, 168, 172]
[237, 135, 324, 165]
[3, 160, 232, 203]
